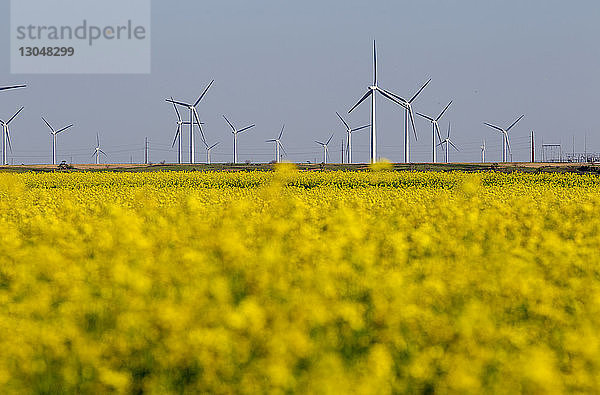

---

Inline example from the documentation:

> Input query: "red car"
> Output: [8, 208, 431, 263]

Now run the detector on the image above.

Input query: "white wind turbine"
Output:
[92, 132, 107, 165]
[379, 79, 431, 163]
[204, 141, 219, 164]
[416, 101, 453, 163]
[481, 140, 486, 163]
[315, 134, 334, 164]
[0, 107, 24, 165]
[484, 115, 524, 163]
[349, 41, 400, 163]
[166, 80, 214, 164]
[438, 123, 459, 164]
[336, 112, 369, 164]
[223, 115, 255, 164]
[169, 96, 192, 164]
[42, 117, 74, 165]
[266, 125, 286, 163]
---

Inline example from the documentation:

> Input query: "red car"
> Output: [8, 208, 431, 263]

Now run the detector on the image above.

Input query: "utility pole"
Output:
[144, 137, 148, 164]
[531, 131, 535, 163]
[573, 135, 575, 162]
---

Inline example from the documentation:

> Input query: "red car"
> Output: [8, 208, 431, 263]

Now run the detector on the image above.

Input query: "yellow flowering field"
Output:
[1, 168, 600, 393]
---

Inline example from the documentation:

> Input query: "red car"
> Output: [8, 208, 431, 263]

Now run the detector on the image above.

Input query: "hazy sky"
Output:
[1, 0, 599, 164]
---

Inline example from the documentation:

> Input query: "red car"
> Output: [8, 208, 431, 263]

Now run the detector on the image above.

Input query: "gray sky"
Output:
[1, 0, 599, 164]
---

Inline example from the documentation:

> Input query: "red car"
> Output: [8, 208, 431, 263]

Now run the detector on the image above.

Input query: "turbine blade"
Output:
[100, 149, 107, 156]
[379, 88, 408, 103]
[326, 134, 334, 146]
[6, 129, 12, 153]
[172, 126, 180, 148]
[484, 122, 504, 133]
[0, 85, 26, 92]
[41, 117, 55, 133]
[435, 123, 442, 143]
[409, 78, 431, 104]
[96, 132, 100, 147]
[238, 124, 256, 134]
[373, 40, 377, 86]
[336, 111, 351, 130]
[505, 134, 512, 155]
[194, 79, 215, 107]
[436, 101, 453, 121]
[6, 107, 24, 125]
[56, 124, 73, 134]
[266, 139, 277, 143]
[449, 140, 460, 152]
[193, 109, 207, 145]
[409, 109, 418, 141]
[348, 90, 372, 114]
[378, 88, 408, 108]
[171, 97, 182, 121]
[165, 98, 191, 107]
[447, 123, 451, 139]
[279, 142, 288, 157]
[278, 124, 285, 140]
[415, 112, 434, 122]
[209, 142, 220, 150]
[223, 115, 236, 131]
[506, 114, 525, 132]
[351, 125, 370, 132]
[315, 141, 324, 146]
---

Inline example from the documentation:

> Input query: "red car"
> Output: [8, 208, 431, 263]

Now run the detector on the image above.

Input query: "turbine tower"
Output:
[438, 123, 459, 164]
[416, 101, 452, 163]
[336, 112, 369, 164]
[266, 125, 286, 164]
[204, 141, 219, 164]
[42, 117, 74, 165]
[349, 41, 398, 163]
[0, 107, 24, 165]
[315, 134, 334, 164]
[484, 115, 524, 163]
[166, 80, 214, 164]
[380, 79, 431, 163]
[92, 132, 107, 165]
[223, 115, 255, 164]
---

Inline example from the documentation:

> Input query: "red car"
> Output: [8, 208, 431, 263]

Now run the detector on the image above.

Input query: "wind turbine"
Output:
[315, 134, 334, 164]
[336, 112, 369, 164]
[379, 79, 431, 163]
[0, 107, 24, 165]
[416, 101, 452, 163]
[481, 140, 486, 163]
[92, 133, 107, 165]
[223, 115, 255, 164]
[166, 80, 214, 164]
[484, 115, 525, 163]
[349, 41, 400, 163]
[169, 96, 192, 164]
[0, 85, 26, 93]
[204, 141, 219, 164]
[438, 123, 459, 164]
[266, 125, 286, 163]
[42, 117, 74, 165]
